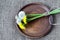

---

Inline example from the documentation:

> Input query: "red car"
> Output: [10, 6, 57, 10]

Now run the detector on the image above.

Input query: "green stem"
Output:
[27, 14, 41, 16]
[49, 8, 60, 15]
[27, 14, 45, 22]
[27, 8, 60, 22]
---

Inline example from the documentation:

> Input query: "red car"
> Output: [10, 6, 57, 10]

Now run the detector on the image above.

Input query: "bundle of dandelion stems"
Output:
[27, 8, 60, 22]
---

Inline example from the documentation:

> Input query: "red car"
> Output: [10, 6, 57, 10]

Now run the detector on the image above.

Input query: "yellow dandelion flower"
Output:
[22, 16, 27, 24]
[18, 22, 25, 30]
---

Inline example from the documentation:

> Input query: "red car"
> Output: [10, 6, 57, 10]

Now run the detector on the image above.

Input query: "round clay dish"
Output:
[17, 3, 53, 38]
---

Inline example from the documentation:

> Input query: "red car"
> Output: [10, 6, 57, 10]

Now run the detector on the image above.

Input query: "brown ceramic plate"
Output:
[17, 3, 53, 38]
